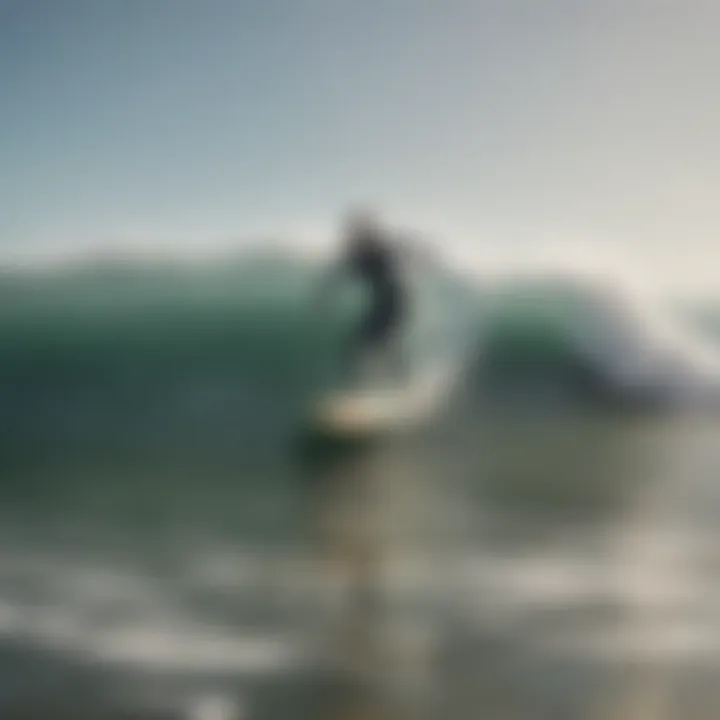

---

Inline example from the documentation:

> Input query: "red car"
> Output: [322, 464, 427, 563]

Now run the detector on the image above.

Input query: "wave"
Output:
[1, 250, 720, 459]
[462, 273, 720, 409]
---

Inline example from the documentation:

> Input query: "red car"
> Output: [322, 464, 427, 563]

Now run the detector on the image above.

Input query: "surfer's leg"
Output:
[347, 295, 405, 385]
[342, 310, 379, 386]
[378, 300, 408, 383]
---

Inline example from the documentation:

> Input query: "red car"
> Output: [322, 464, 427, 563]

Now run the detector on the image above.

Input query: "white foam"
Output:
[464, 263, 720, 404]
[94, 628, 301, 673]
[0, 552, 307, 677]
[187, 694, 243, 720]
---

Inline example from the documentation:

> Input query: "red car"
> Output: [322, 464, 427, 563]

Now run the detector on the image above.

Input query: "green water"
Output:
[2, 263, 720, 718]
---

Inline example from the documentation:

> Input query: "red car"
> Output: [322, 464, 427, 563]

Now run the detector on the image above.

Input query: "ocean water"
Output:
[2, 255, 720, 719]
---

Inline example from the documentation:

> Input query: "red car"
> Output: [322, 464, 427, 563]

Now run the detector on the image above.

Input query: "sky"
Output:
[1, 0, 720, 292]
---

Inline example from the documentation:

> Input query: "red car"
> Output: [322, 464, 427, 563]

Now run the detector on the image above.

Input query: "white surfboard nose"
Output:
[313, 362, 457, 436]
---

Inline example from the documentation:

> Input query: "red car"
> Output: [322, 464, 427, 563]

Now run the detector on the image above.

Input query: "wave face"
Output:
[464, 276, 720, 410]
[2, 254, 720, 465]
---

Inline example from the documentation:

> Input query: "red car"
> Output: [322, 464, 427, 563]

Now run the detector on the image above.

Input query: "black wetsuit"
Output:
[345, 234, 404, 350]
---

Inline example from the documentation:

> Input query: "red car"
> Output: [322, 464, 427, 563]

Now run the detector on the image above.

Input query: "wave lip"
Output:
[462, 271, 720, 409]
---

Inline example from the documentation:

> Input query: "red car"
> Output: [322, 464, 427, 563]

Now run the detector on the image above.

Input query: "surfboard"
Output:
[310, 363, 455, 439]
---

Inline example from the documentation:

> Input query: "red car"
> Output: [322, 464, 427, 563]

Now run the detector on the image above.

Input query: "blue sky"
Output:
[1, 0, 719, 287]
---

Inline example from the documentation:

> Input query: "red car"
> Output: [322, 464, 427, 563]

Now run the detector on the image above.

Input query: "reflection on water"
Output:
[301, 434, 442, 719]
[1, 414, 720, 717]
[301, 414, 720, 720]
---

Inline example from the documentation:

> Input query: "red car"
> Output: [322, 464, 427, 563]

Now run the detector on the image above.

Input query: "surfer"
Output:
[321, 209, 418, 385]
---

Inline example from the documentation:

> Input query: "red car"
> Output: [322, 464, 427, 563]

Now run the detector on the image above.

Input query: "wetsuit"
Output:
[345, 232, 405, 350]
[328, 230, 408, 384]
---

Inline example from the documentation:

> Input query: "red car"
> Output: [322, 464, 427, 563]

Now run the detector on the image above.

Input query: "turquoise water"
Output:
[2, 258, 720, 718]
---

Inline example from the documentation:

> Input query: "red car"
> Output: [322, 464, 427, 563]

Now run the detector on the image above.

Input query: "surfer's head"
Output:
[343, 206, 382, 242]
